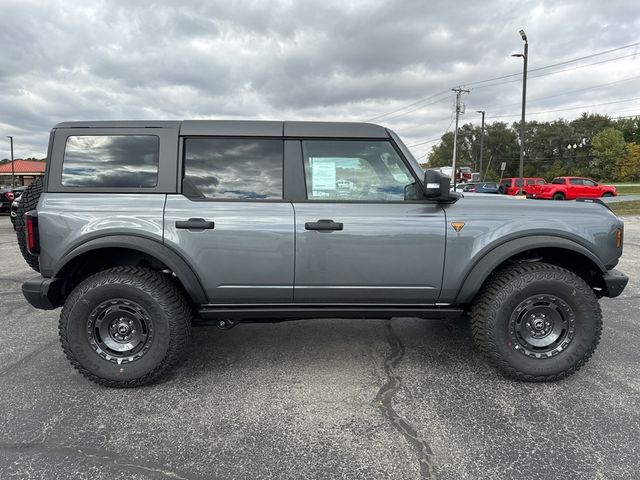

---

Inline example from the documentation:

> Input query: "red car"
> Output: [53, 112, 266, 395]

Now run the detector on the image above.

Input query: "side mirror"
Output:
[423, 170, 451, 199]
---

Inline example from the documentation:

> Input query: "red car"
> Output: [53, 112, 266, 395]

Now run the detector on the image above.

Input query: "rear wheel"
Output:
[15, 179, 43, 272]
[552, 192, 565, 201]
[59, 266, 192, 387]
[471, 262, 602, 381]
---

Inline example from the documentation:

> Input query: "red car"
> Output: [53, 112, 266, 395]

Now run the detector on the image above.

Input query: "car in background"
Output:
[463, 182, 499, 194]
[527, 177, 617, 200]
[498, 177, 546, 196]
[0, 186, 25, 213]
[452, 182, 476, 192]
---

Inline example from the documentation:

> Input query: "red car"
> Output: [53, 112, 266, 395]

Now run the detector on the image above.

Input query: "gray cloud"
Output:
[0, 0, 638, 159]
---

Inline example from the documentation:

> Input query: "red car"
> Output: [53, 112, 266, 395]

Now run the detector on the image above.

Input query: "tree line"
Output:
[423, 113, 640, 182]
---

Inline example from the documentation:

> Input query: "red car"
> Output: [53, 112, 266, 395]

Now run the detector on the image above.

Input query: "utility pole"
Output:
[512, 29, 528, 195]
[451, 87, 470, 190]
[7, 136, 14, 188]
[476, 110, 485, 181]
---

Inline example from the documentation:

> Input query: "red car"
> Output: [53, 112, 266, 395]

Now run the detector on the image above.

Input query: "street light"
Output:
[6, 136, 15, 188]
[476, 110, 485, 181]
[512, 29, 528, 195]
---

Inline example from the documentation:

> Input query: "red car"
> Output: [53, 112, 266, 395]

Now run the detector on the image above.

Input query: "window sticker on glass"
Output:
[310, 158, 337, 194]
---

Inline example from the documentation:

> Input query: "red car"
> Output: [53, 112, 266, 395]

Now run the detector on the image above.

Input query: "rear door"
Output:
[164, 135, 295, 304]
[291, 138, 446, 304]
[569, 178, 586, 199]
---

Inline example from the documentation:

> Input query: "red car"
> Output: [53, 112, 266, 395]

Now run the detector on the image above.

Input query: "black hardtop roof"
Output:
[53, 120, 389, 138]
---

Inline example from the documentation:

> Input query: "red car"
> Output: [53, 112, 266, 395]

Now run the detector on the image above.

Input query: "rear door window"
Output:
[62, 135, 159, 187]
[184, 138, 283, 200]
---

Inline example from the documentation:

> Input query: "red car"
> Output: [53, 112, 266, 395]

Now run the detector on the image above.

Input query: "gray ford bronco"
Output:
[18, 120, 628, 387]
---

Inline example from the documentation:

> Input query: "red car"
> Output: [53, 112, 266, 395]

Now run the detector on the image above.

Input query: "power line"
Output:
[373, 51, 638, 122]
[473, 52, 639, 90]
[362, 41, 640, 123]
[407, 110, 457, 148]
[487, 97, 640, 119]
[376, 95, 452, 123]
[465, 41, 640, 87]
[365, 89, 451, 122]
[483, 75, 640, 110]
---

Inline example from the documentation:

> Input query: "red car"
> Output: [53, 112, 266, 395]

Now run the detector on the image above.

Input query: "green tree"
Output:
[590, 128, 626, 181]
[426, 131, 456, 169]
[617, 143, 640, 182]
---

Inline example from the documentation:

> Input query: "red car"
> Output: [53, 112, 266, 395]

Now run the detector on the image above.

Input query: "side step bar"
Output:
[197, 305, 464, 320]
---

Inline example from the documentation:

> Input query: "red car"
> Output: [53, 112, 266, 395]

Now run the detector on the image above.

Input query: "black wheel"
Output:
[59, 266, 192, 387]
[470, 262, 602, 382]
[15, 179, 43, 272]
[602, 192, 613, 198]
[498, 185, 506, 194]
[552, 192, 565, 201]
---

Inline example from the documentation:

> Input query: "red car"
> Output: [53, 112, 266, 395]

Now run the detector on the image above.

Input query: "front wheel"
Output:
[552, 192, 565, 200]
[59, 266, 192, 387]
[602, 192, 613, 198]
[471, 262, 602, 381]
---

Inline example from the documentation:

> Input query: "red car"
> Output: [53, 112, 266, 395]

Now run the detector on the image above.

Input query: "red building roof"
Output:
[0, 160, 46, 174]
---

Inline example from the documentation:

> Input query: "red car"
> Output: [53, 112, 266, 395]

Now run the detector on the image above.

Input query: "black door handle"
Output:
[175, 218, 215, 230]
[305, 219, 343, 231]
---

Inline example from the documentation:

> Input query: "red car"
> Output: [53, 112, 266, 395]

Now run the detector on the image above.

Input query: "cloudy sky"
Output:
[1, 0, 639, 161]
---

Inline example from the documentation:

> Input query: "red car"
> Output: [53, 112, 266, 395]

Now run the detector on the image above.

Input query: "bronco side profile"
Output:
[19, 121, 628, 387]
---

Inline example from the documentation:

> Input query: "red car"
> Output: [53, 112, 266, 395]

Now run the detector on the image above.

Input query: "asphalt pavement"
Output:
[0, 214, 639, 480]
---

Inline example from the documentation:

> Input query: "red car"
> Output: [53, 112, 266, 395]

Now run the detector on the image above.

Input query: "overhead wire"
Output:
[363, 41, 640, 122]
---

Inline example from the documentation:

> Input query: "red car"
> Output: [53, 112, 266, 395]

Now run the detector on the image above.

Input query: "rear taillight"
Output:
[25, 211, 40, 255]
[6, 192, 14, 201]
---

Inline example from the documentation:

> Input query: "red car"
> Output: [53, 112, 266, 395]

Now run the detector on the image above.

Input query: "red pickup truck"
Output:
[527, 176, 617, 200]
[499, 177, 546, 196]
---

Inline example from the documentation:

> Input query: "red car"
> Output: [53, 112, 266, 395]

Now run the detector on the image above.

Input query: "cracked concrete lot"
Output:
[0, 214, 639, 479]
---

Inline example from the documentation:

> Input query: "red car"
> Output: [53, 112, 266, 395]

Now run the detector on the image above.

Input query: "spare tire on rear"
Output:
[15, 178, 43, 272]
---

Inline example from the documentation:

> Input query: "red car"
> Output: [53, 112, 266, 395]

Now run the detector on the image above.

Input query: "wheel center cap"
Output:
[533, 319, 545, 330]
[116, 323, 131, 335]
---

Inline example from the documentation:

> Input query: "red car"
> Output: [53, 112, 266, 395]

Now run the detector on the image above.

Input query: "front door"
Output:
[164, 137, 294, 304]
[293, 139, 446, 304]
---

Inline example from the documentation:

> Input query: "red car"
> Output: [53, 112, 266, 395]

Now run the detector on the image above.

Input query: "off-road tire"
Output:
[59, 266, 192, 387]
[15, 178, 43, 272]
[470, 262, 602, 382]
[552, 192, 565, 200]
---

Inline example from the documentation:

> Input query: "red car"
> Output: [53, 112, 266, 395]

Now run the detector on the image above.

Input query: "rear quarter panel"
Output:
[37, 193, 166, 276]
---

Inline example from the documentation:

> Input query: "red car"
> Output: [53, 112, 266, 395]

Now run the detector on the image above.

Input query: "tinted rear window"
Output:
[184, 138, 283, 200]
[62, 135, 159, 187]
[552, 178, 566, 184]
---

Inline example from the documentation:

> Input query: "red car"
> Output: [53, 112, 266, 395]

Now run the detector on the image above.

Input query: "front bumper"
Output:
[601, 269, 629, 298]
[22, 276, 65, 310]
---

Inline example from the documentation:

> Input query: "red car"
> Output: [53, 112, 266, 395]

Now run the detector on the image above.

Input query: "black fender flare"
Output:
[53, 235, 208, 304]
[454, 235, 606, 304]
